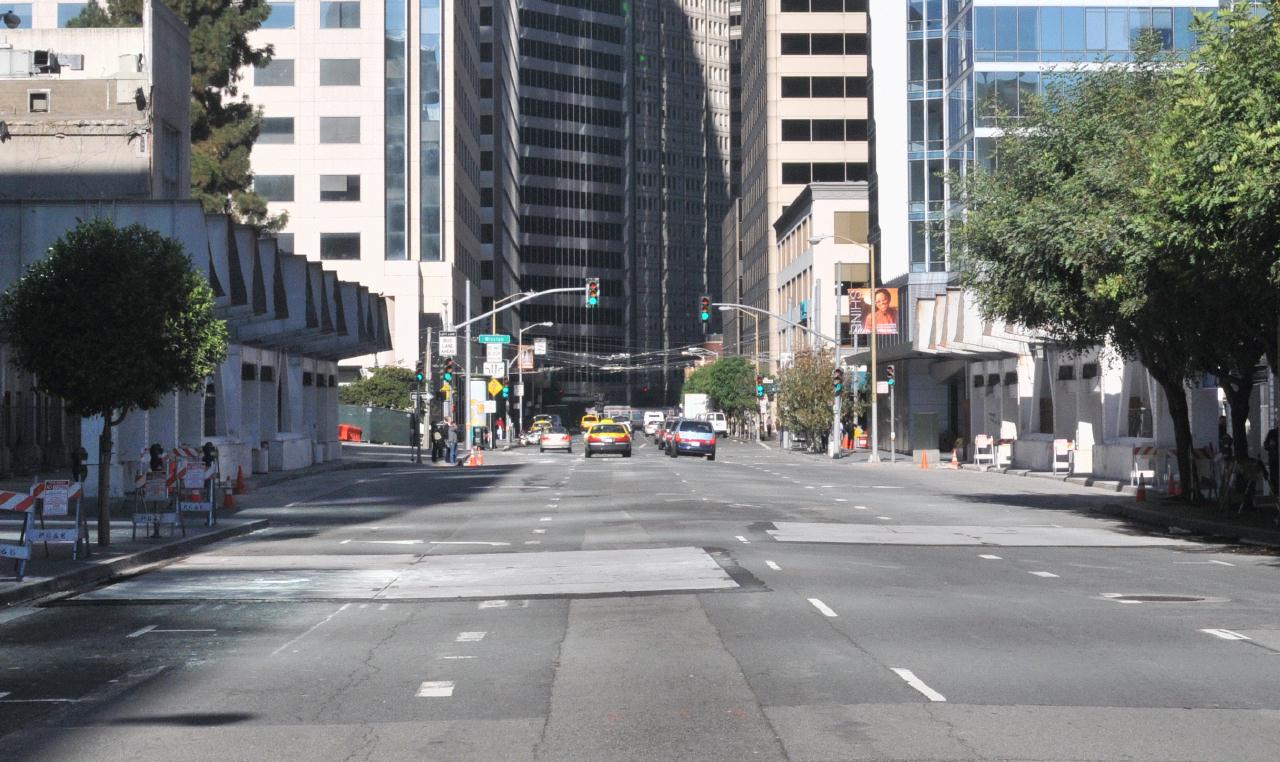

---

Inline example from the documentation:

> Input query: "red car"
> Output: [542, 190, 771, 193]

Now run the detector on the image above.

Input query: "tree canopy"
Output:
[70, 0, 282, 228]
[778, 349, 838, 449]
[339, 367, 418, 411]
[681, 356, 757, 421]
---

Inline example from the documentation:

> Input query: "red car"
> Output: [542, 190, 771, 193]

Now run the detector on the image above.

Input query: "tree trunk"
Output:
[1149, 368, 1195, 502]
[96, 411, 113, 546]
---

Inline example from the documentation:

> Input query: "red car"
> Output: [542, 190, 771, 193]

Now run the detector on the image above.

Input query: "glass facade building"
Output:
[420, 0, 443, 261]
[385, 0, 408, 260]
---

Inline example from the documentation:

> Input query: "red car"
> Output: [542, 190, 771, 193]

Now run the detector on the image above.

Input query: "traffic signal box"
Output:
[756, 375, 765, 398]
[886, 364, 895, 385]
[585, 277, 600, 307]
[700, 295, 711, 323]
[833, 367, 844, 394]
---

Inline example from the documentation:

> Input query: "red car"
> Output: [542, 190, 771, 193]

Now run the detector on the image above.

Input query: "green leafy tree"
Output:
[1149, 2, 1280, 457]
[682, 356, 757, 427]
[0, 219, 228, 545]
[778, 349, 837, 451]
[339, 367, 418, 411]
[69, 0, 282, 229]
[954, 44, 1208, 494]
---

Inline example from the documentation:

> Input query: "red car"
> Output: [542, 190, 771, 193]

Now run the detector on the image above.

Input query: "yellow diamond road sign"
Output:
[487, 378, 504, 396]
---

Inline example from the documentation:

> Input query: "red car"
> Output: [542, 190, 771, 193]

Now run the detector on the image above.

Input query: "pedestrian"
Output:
[445, 419, 459, 464]
[1265, 428, 1278, 496]
[430, 422, 444, 463]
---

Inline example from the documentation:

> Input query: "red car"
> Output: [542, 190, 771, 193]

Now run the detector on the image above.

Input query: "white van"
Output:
[643, 410, 665, 436]
[706, 412, 728, 435]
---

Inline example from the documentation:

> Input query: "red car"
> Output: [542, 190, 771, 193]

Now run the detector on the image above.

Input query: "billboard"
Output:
[848, 288, 900, 335]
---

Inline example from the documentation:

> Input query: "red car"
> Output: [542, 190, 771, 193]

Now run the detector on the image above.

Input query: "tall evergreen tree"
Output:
[70, 0, 283, 229]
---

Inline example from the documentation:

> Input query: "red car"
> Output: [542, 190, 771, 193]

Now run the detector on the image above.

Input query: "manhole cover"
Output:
[1101, 593, 1225, 603]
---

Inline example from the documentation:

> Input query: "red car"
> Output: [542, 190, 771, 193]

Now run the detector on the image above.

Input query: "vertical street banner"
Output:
[518, 345, 534, 370]
[848, 287, 900, 335]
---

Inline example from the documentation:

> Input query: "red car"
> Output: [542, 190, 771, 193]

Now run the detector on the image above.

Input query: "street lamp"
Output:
[811, 233, 878, 462]
[514, 321, 553, 437]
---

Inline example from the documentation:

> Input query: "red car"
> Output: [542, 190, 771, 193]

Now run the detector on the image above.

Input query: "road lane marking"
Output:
[765, 561, 781, 571]
[854, 505, 868, 510]
[524, 540, 541, 545]
[735, 535, 750, 544]
[821, 485, 834, 488]
[808, 598, 838, 617]
[891, 668, 947, 702]
[127, 625, 157, 638]
[1201, 628, 1251, 641]
[479, 600, 508, 609]
[1208, 560, 1235, 566]
[834, 498, 848, 503]
[804, 486, 815, 490]
[437, 655, 476, 660]
[533, 529, 547, 534]
[1030, 571, 1060, 578]
[0, 697, 79, 703]
[0, 691, 9, 699]
[429, 541, 511, 546]
[416, 681, 455, 697]
[341, 539, 423, 545]
[876, 516, 892, 521]
[979, 554, 1003, 560]
[271, 603, 350, 656]
[378, 604, 389, 611]
[455, 631, 486, 642]
[757, 441, 771, 449]
[150, 629, 216, 634]
[540, 517, 552, 521]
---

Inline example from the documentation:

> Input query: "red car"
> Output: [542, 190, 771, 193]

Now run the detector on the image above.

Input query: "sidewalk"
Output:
[0, 451, 400, 608]
[740, 436, 1280, 549]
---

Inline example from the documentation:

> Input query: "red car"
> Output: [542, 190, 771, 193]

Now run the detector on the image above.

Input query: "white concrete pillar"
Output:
[178, 388, 203, 446]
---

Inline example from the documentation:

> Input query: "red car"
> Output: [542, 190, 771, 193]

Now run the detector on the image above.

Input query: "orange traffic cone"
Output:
[949, 448, 960, 470]
[223, 490, 236, 509]
[1135, 475, 1147, 503]
[234, 466, 247, 495]
[920, 452, 930, 469]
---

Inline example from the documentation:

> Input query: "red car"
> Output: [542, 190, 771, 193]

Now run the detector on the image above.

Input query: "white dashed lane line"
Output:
[765, 560, 781, 571]
[808, 598, 838, 617]
[416, 681, 455, 697]
[736, 535, 750, 544]
[1201, 628, 1251, 641]
[1030, 571, 1060, 578]
[979, 554, 1002, 560]
[891, 668, 947, 702]
[455, 631, 486, 642]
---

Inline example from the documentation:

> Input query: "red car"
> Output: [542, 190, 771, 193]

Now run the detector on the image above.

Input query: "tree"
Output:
[1149, 2, 1280, 457]
[69, 0, 282, 229]
[954, 44, 1208, 495]
[681, 356, 757, 426]
[0, 219, 228, 545]
[778, 349, 837, 451]
[339, 367, 417, 411]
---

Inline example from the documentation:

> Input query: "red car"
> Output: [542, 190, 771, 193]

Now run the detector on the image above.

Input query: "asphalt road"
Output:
[3, 437, 1280, 761]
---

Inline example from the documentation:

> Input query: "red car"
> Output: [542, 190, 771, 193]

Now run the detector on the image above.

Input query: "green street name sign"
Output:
[477, 334, 512, 344]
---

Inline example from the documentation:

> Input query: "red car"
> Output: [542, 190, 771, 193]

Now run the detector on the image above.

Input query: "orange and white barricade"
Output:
[1052, 439, 1074, 476]
[1130, 446, 1160, 487]
[973, 434, 996, 469]
[26, 479, 89, 560]
[0, 489, 37, 579]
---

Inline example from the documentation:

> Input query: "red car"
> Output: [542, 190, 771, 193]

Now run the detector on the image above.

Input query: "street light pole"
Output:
[516, 321, 553, 437]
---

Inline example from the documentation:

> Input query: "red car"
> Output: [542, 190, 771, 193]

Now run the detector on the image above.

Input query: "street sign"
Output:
[487, 378, 504, 397]
[439, 333, 457, 357]
[533, 337, 548, 356]
[486, 343, 503, 363]
[478, 334, 511, 344]
[483, 400, 497, 413]
[482, 361, 504, 377]
[42, 480, 71, 517]
[876, 381, 890, 394]
[515, 383, 524, 397]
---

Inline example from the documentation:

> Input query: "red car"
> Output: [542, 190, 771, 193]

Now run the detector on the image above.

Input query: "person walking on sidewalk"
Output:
[430, 422, 444, 463]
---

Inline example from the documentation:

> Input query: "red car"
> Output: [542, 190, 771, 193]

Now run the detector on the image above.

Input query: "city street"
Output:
[3, 439, 1280, 760]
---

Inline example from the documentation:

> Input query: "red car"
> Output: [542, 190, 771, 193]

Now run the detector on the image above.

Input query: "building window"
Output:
[262, 1, 295, 29]
[258, 117, 295, 144]
[319, 116, 360, 143]
[56, 3, 86, 27]
[319, 58, 361, 86]
[255, 175, 295, 202]
[253, 59, 294, 86]
[4, 4, 31, 28]
[319, 174, 360, 201]
[320, 233, 361, 260]
[27, 90, 49, 113]
[320, 1, 360, 29]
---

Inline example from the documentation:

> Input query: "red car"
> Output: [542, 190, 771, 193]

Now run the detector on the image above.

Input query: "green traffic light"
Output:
[588, 296, 599, 306]
[700, 311, 710, 321]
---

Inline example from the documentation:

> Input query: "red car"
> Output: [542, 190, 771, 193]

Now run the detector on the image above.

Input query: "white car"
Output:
[706, 412, 728, 435]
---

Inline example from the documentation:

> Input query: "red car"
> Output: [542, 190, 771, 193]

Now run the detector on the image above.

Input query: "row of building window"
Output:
[258, 1, 360, 31]
[518, 68, 622, 101]
[781, 0, 868, 11]
[781, 162, 869, 185]
[973, 6, 1205, 61]
[522, 186, 624, 214]
[254, 175, 361, 203]
[253, 59, 361, 87]
[521, 245, 624, 270]
[519, 156, 623, 185]
[781, 119, 869, 142]
[319, 232, 361, 260]
[522, 216, 622, 242]
[520, 303, 622, 327]
[519, 37, 623, 73]
[258, 116, 360, 144]
[780, 33, 868, 56]
[518, 9, 624, 46]
[780, 75, 868, 99]
[520, 97, 624, 129]
[520, 126, 622, 157]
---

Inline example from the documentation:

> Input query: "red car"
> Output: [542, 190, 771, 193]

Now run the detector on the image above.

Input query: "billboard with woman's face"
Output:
[848, 288, 899, 335]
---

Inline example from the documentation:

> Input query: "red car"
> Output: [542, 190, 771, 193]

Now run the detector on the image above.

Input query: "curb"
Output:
[246, 460, 397, 491]
[0, 518, 269, 608]
[1091, 502, 1280, 549]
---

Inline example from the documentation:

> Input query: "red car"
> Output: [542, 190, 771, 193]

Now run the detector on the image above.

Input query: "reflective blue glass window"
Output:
[1039, 8, 1060, 52]
[1107, 9, 1128, 51]
[1063, 8, 1086, 52]
[995, 7, 1017, 51]
[262, 2, 295, 29]
[1018, 8, 1037, 52]
[975, 7, 993, 51]
[1152, 9, 1173, 48]
[1174, 8, 1193, 49]
[57, 3, 86, 26]
[1085, 9, 1106, 50]
[4, 4, 31, 28]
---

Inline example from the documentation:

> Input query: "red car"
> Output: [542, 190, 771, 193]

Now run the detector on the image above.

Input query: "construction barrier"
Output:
[338, 423, 363, 442]
[973, 434, 996, 468]
[1052, 439, 1074, 476]
[0, 489, 36, 580]
[26, 479, 89, 560]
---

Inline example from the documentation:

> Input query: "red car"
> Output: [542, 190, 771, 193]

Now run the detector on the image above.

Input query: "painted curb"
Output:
[0, 518, 269, 608]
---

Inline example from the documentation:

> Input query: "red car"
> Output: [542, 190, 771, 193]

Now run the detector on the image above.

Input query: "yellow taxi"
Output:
[579, 413, 600, 431]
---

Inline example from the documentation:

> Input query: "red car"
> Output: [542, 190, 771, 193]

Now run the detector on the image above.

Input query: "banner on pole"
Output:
[518, 345, 534, 370]
[849, 288, 900, 335]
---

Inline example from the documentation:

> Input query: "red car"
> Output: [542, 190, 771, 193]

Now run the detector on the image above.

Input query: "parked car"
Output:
[539, 426, 572, 453]
[706, 412, 728, 435]
[668, 419, 716, 460]
[657, 418, 679, 450]
[584, 422, 631, 458]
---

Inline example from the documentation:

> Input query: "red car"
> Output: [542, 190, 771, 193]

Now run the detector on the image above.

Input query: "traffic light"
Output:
[886, 365, 895, 385]
[585, 277, 600, 307]
[833, 367, 844, 394]
[756, 375, 765, 398]
[442, 358, 455, 384]
[501, 383, 510, 399]
[414, 360, 425, 384]
[700, 295, 711, 322]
